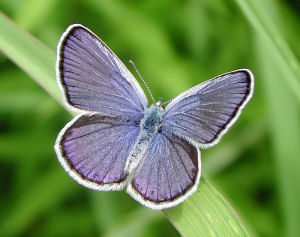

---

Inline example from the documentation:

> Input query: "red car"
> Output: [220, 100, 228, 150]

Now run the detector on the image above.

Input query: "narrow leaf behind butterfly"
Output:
[0, 11, 249, 236]
[164, 178, 248, 236]
[234, 0, 300, 103]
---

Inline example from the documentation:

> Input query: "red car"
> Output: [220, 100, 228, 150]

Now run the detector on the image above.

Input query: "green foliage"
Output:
[165, 179, 248, 236]
[0, 12, 61, 105]
[0, 0, 299, 236]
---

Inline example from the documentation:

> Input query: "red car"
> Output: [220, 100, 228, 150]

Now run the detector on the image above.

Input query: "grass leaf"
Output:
[256, 34, 300, 237]
[0, 11, 63, 107]
[164, 178, 248, 236]
[0, 168, 77, 236]
[233, 1, 300, 235]
[234, 0, 300, 102]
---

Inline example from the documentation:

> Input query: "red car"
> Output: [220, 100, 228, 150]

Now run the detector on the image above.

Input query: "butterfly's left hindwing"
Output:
[55, 114, 140, 191]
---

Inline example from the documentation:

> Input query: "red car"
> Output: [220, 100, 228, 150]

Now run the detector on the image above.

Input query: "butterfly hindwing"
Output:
[56, 24, 148, 119]
[127, 131, 200, 209]
[55, 114, 140, 191]
[162, 69, 254, 148]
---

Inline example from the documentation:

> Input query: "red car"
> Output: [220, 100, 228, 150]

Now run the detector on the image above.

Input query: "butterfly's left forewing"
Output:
[57, 24, 148, 118]
[127, 131, 200, 210]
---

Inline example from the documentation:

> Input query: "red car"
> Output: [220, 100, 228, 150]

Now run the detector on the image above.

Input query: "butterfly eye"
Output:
[134, 120, 140, 127]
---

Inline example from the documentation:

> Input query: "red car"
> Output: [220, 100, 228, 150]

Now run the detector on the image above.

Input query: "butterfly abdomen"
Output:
[124, 105, 164, 174]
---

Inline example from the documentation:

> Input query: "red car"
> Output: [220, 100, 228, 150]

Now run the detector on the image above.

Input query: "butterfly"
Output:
[54, 24, 254, 210]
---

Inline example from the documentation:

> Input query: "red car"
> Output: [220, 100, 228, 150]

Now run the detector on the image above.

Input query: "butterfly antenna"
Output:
[129, 60, 155, 103]
[162, 98, 172, 105]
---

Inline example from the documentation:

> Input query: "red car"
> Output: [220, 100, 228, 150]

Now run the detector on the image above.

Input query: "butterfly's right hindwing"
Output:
[127, 131, 201, 210]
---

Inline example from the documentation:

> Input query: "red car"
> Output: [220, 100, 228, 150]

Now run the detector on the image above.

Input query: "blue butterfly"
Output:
[55, 24, 254, 210]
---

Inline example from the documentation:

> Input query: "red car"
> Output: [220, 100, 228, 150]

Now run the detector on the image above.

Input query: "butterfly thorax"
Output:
[124, 104, 164, 175]
[140, 104, 164, 135]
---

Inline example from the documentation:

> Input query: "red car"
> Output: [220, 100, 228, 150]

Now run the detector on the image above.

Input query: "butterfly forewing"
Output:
[55, 114, 140, 190]
[57, 24, 148, 118]
[127, 131, 200, 209]
[163, 70, 254, 148]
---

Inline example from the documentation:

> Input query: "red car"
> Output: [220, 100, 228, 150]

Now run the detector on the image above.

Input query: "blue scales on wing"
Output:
[162, 70, 254, 148]
[128, 131, 200, 209]
[57, 25, 148, 119]
[58, 114, 139, 189]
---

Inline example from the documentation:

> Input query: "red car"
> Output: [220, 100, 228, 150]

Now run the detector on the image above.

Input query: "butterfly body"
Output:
[140, 103, 164, 134]
[55, 24, 254, 209]
[124, 103, 164, 174]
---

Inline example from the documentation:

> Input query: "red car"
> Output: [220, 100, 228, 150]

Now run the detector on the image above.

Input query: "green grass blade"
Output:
[0, 11, 63, 107]
[0, 168, 77, 236]
[233, 1, 300, 235]
[0, 11, 249, 236]
[204, 118, 266, 176]
[104, 208, 164, 237]
[256, 36, 300, 237]
[14, 0, 60, 30]
[165, 178, 248, 236]
[234, 0, 300, 102]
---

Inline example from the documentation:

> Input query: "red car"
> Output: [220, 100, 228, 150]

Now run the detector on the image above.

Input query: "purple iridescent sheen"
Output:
[60, 114, 139, 184]
[58, 26, 147, 119]
[163, 70, 252, 144]
[131, 131, 198, 203]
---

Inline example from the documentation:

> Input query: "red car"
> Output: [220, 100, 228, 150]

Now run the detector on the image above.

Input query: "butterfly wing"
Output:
[56, 24, 148, 119]
[55, 114, 140, 190]
[127, 131, 200, 209]
[162, 69, 254, 148]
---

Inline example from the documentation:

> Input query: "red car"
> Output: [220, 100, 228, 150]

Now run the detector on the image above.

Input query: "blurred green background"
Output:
[0, 0, 299, 236]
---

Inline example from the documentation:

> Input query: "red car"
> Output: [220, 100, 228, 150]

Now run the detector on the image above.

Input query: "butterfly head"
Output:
[154, 100, 164, 112]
